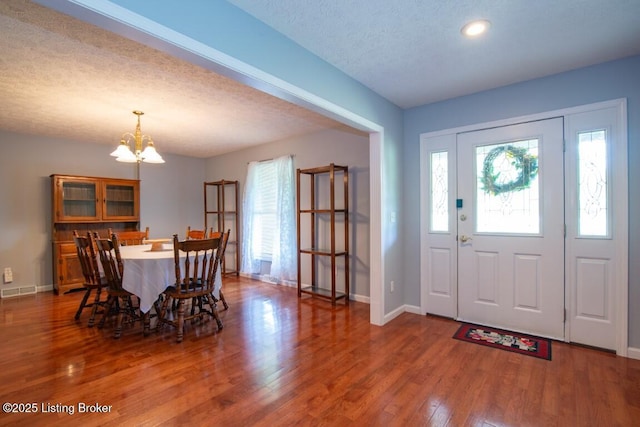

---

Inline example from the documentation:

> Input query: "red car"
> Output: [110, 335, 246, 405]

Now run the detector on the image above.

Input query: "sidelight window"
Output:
[577, 130, 609, 237]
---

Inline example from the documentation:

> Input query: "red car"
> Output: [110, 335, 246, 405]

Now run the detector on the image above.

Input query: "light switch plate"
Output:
[3, 267, 12, 283]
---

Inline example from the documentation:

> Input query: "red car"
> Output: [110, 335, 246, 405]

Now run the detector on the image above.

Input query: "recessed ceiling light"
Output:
[461, 20, 491, 38]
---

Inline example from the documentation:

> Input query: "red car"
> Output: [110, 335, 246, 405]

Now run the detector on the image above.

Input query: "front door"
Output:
[456, 118, 565, 339]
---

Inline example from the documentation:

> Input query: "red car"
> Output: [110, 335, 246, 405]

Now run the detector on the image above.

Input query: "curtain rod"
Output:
[247, 154, 294, 164]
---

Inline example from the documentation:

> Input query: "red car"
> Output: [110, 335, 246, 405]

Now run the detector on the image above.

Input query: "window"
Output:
[430, 151, 449, 232]
[475, 139, 540, 234]
[252, 161, 277, 260]
[241, 155, 297, 283]
[578, 129, 609, 237]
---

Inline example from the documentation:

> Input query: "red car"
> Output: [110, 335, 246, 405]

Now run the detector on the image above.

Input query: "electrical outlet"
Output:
[4, 267, 13, 283]
[390, 280, 395, 293]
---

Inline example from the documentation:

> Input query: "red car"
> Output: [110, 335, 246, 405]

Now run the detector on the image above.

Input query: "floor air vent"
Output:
[1, 286, 37, 298]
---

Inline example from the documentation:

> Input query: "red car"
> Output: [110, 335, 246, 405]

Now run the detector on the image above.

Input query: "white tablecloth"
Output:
[119, 243, 222, 313]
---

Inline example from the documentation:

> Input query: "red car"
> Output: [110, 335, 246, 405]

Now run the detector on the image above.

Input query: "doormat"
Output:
[453, 323, 552, 360]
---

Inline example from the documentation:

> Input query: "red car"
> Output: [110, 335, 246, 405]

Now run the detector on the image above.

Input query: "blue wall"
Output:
[404, 55, 640, 347]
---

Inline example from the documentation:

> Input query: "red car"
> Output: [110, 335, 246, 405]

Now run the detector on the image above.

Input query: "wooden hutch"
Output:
[50, 174, 140, 295]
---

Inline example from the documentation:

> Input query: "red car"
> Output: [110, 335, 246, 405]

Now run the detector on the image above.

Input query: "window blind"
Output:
[253, 161, 277, 260]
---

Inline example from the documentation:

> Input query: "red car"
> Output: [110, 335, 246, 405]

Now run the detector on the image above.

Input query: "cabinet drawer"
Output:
[58, 242, 78, 255]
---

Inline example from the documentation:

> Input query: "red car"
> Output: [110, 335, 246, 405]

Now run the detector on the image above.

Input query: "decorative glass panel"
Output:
[430, 151, 448, 232]
[62, 181, 96, 217]
[578, 130, 608, 236]
[105, 184, 135, 217]
[476, 140, 540, 234]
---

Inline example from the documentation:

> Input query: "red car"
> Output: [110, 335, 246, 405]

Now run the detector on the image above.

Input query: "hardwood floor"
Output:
[1, 276, 639, 426]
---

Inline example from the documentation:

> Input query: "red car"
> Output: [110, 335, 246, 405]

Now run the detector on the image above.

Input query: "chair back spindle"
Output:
[173, 234, 222, 294]
[94, 233, 124, 291]
[157, 232, 227, 342]
[72, 230, 108, 326]
[212, 229, 231, 310]
[73, 231, 100, 286]
[94, 232, 146, 338]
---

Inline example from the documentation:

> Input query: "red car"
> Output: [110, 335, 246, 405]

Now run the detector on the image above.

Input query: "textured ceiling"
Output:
[1, 0, 639, 158]
[0, 0, 351, 158]
[228, 0, 640, 108]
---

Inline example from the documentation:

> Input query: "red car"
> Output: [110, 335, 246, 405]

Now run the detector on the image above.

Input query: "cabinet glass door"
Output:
[56, 178, 100, 221]
[102, 181, 139, 220]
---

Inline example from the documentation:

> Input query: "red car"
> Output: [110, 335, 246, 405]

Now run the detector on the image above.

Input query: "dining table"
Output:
[119, 242, 222, 314]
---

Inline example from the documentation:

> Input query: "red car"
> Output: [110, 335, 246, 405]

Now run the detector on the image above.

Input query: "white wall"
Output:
[205, 127, 371, 299]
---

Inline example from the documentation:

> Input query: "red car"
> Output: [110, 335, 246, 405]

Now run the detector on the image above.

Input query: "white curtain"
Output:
[241, 160, 260, 274]
[241, 155, 297, 283]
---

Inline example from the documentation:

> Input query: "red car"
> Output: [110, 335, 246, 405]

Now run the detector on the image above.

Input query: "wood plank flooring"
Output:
[1, 276, 639, 426]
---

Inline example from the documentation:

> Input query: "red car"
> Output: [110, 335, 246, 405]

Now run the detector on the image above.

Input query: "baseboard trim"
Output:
[240, 273, 369, 303]
[350, 294, 370, 304]
[404, 304, 421, 315]
[384, 305, 405, 323]
[383, 304, 422, 324]
[627, 347, 640, 360]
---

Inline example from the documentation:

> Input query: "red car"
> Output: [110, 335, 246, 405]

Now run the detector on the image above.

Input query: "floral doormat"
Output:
[453, 323, 552, 360]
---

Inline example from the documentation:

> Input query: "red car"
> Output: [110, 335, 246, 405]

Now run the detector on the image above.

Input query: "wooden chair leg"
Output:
[205, 293, 224, 330]
[194, 296, 205, 320]
[219, 290, 229, 310]
[176, 299, 186, 343]
[87, 288, 103, 327]
[98, 296, 116, 329]
[113, 297, 124, 339]
[74, 288, 91, 321]
[143, 311, 150, 337]
[153, 295, 163, 315]
[190, 296, 199, 319]
[157, 294, 171, 328]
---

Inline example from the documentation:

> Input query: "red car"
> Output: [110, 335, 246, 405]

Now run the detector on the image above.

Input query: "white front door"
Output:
[421, 100, 628, 353]
[456, 118, 565, 339]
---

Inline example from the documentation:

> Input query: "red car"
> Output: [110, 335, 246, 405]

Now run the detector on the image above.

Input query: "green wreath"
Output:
[481, 145, 538, 195]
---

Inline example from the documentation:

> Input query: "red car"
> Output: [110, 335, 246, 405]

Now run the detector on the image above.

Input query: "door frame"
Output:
[419, 98, 628, 356]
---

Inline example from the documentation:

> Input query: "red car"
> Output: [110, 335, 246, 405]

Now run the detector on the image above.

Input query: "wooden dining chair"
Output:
[214, 229, 230, 310]
[185, 226, 212, 240]
[157, 233, 224, 343]
[195, 230, 229, 309]
[110, 227, 149, 246]
[72, 230, 108, 327]
[189, 229, 230, 316]
[95, 232, 149, 338]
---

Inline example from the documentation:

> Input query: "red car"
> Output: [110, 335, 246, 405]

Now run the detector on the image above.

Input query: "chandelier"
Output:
[110, 110, 164, 163]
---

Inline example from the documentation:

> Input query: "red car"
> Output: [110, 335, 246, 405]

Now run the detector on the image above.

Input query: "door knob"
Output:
[459, 235, 473, 243]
